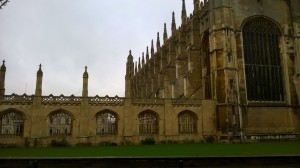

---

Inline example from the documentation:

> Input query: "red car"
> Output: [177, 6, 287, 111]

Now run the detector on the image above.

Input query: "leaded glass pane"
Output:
[96, 112, 117, 135]
[178, 112, 197, 134]
[138, 112, 158, 134]
[0, 112, 24, 136]
[242, 18, 284, 101]
[49, 112, 72, 136]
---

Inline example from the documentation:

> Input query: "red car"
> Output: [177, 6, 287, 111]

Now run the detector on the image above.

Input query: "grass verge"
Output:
[0, 141, 300, 157]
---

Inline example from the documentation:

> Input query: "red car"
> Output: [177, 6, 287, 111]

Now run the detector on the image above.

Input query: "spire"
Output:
[181, 0, 187, 25]
[146, 46, 149, 61]
[193, 0, 200, 14]
[151, 39, 155, 55]
[142, 52, 145, 66]
[171, 12, 176, 35]
[163, 23, 168, 43]
[156, 32, 160, 50]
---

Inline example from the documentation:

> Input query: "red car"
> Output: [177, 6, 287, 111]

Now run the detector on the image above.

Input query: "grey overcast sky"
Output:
[0, 0, 195, 97]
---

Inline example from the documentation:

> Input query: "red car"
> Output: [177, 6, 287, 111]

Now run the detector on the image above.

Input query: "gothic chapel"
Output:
[1, 0, 300, 146]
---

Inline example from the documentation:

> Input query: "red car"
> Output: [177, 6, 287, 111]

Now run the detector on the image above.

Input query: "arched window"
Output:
[0, 111, 24, 136]
[49, 111, 72, 136]
[242, 17, 284, 101]
[138, 111, 158, 135]
[96, 111, 117, 135]
[178, 111, 197, 134]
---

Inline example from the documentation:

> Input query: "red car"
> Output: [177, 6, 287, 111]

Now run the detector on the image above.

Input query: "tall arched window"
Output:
[49, 111, 72, 136]
[243, 17, 284, 101]
[0, 111, 24, 136]
[96, 111, 117, 135]
[138, 111, 158, 135]
[178, 111, 197, 134]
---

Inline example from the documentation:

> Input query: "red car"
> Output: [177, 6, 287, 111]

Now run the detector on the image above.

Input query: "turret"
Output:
[0, 60, 6, 96]
[82, 66, 89, 97]
[35, 64, 43, 97]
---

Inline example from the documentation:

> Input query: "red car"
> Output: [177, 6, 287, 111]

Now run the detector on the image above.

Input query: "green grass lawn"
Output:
[1, 141, 300, 157]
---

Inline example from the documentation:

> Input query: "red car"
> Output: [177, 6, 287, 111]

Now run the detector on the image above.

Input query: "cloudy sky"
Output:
[0, 0, 195, 97]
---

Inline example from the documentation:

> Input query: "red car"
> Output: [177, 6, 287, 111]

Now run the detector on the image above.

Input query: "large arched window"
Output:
[96, 110, 117, 135]
[0, 111, 25, 136]
[138, 111, 158, 135]
[178, 111, 197, 134]
[242, 17, 284, 101]
[49, 111, 72, 136]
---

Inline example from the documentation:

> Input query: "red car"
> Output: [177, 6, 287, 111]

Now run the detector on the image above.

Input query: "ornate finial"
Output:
[172, 12, 176, 34]
[156, 32, 160, 49]
[163, 23, 168, 42]
[142, 52, 145, 66]
[83, 66, 88, 77]
[37, 64, 43, 76]
[151, 39, 154, 55]
[182, 0, 186, 13]
[138, 57, 141, 70]
[146, 46, 149, 61]
[129, 50, 132, 55]
[193, 0, 200, 13]
[1, 59, 6, 71]
[181, 0, 187, 24]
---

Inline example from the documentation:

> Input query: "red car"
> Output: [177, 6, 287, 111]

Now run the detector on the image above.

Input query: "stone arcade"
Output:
[1, 0, 300, 146]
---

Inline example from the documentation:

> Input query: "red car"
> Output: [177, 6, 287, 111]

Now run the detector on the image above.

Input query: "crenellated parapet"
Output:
[42, 94, 82, 105]
[0, 93, 33, 105]
[89, 95, 124, 106]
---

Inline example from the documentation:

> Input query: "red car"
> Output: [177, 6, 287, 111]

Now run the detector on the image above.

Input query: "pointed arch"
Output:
[95, 109, 118, 135]
[48, 109, 73, 136]
[0, 108, 25, 136]
[178, 110, 197, 134]
[242, 16, 284, 101]
[138, 110, 159, 135]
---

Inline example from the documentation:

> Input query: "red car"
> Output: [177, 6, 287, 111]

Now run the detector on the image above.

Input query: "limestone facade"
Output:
[0, 0, 300, 146]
